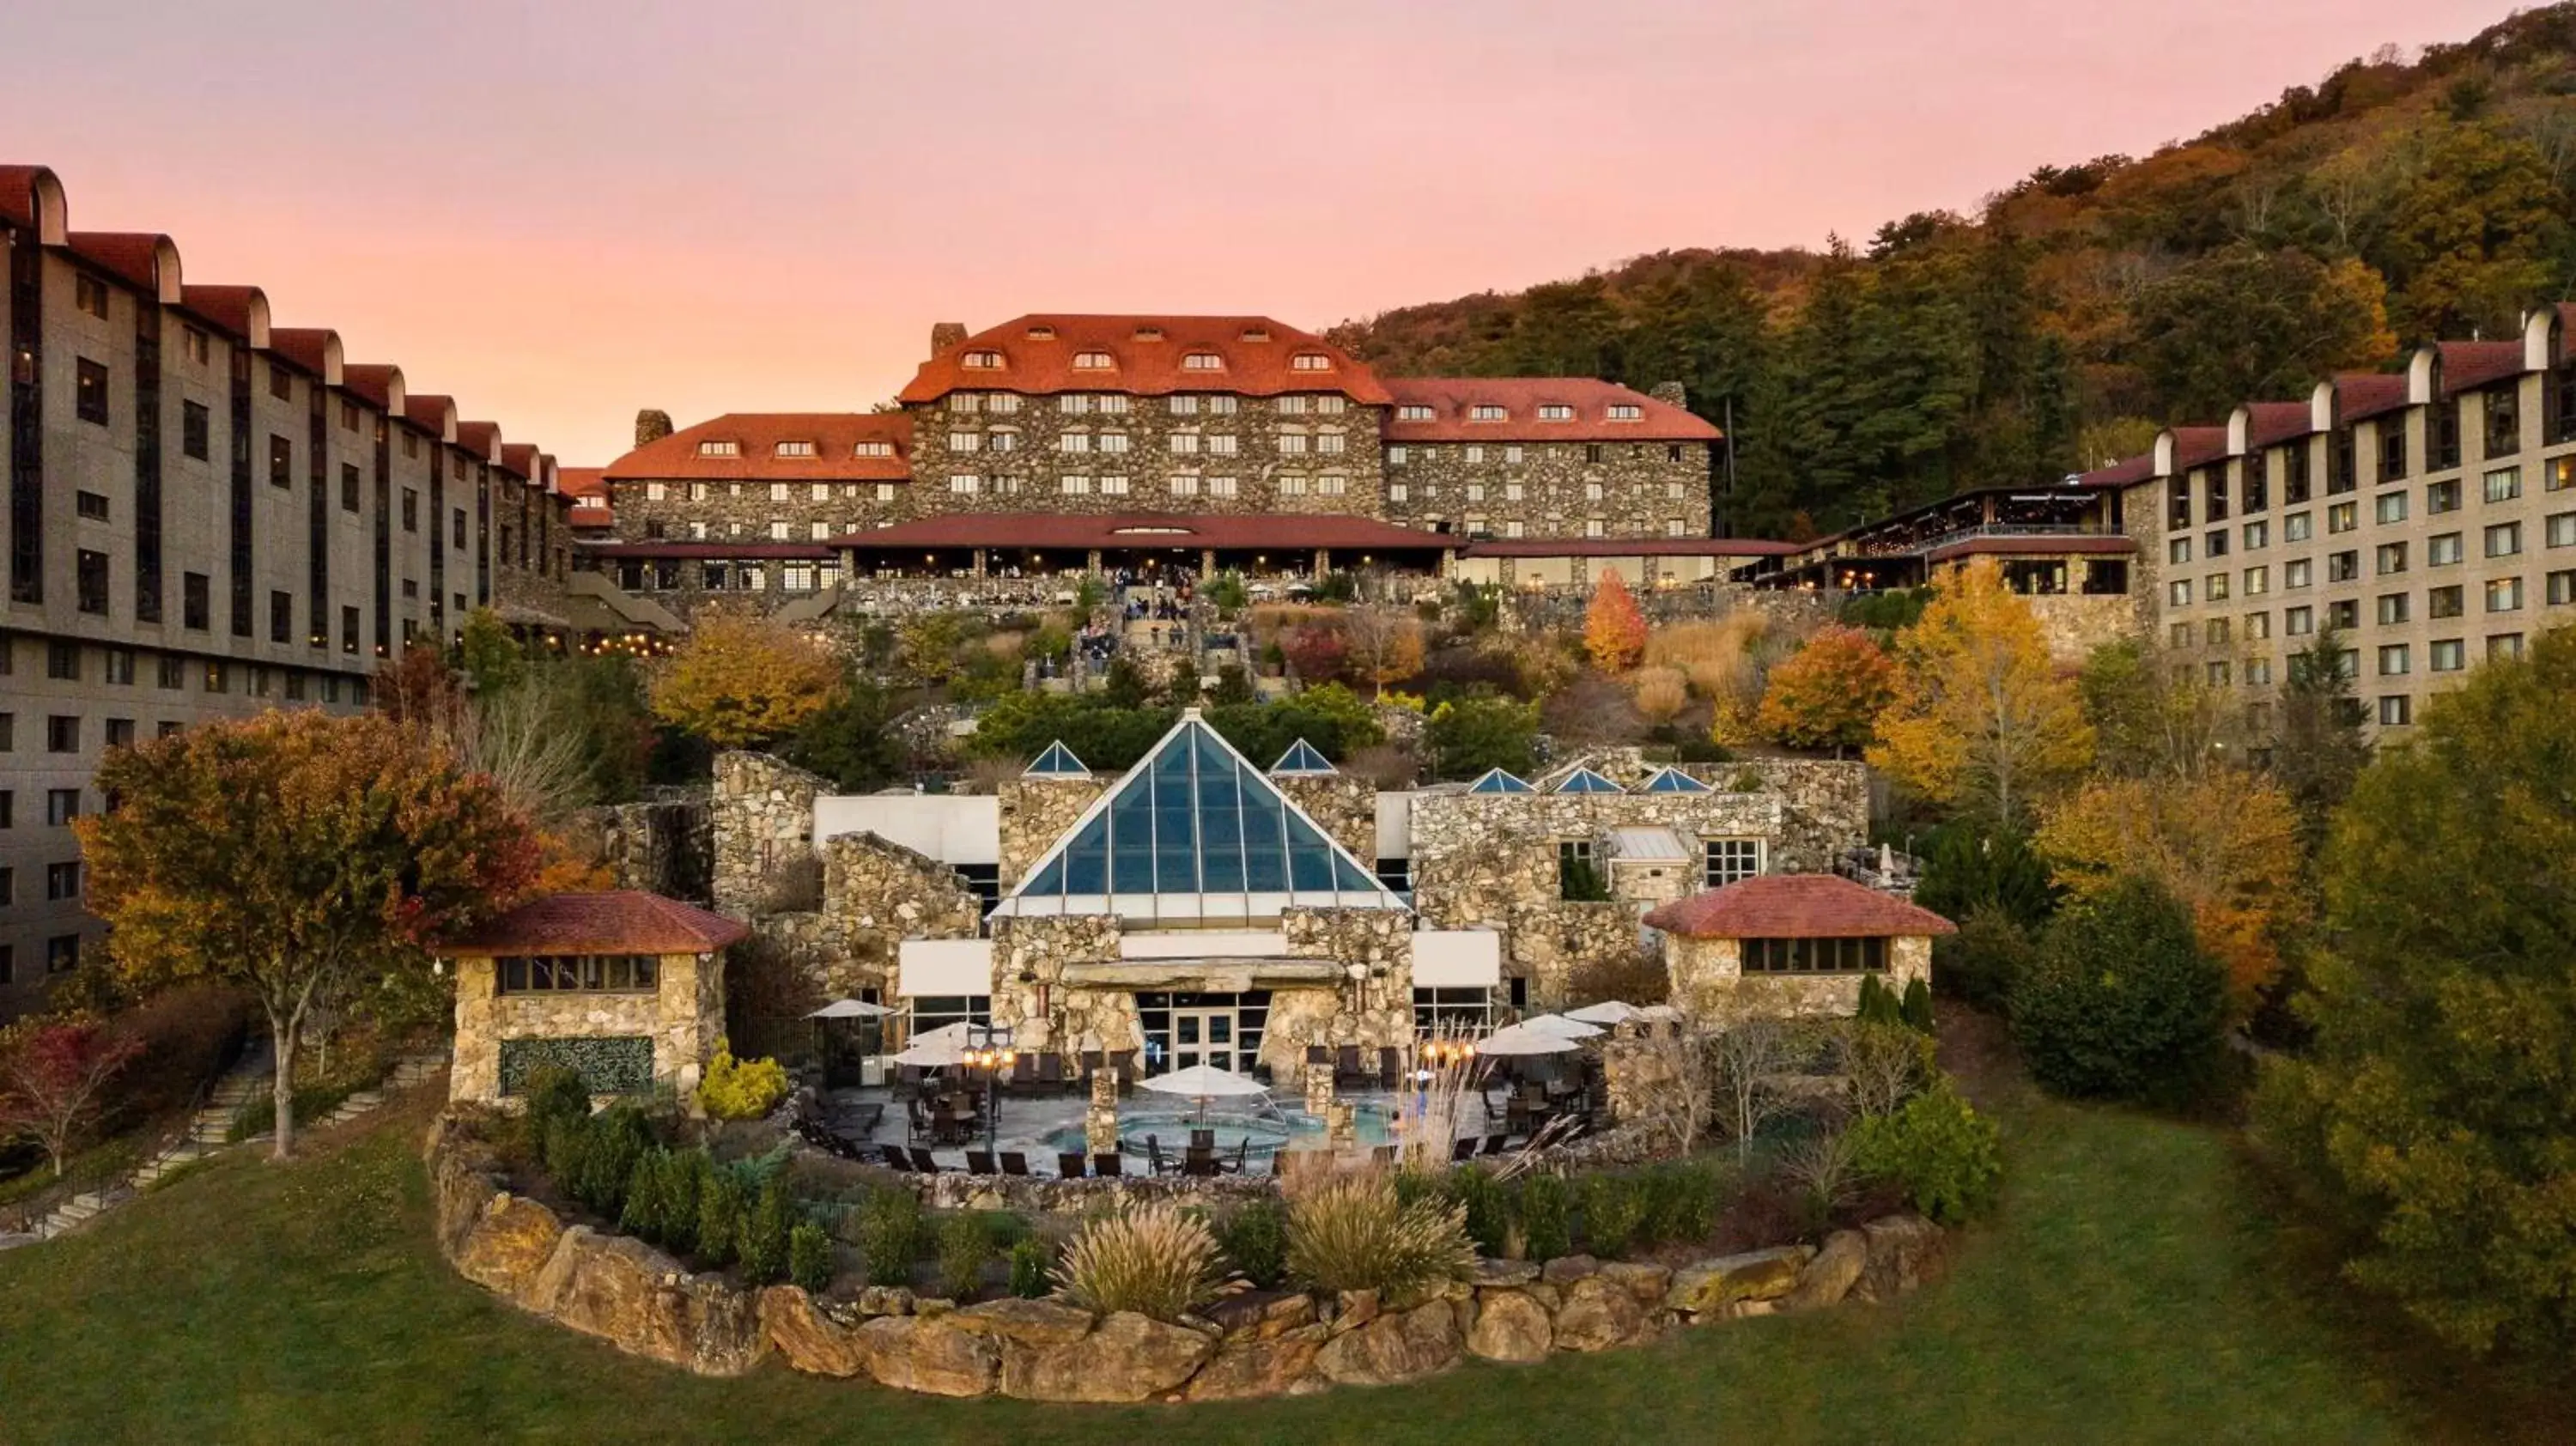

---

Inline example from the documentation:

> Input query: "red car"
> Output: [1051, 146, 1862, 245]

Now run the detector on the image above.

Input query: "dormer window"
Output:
[1181, 351, 1224, 371]
[775, 440, 816, 458]
[1538, 404, 1574, 421]
[1239, 326, 1272, 343]
[854, 440, 896, 458]
[1397, 404, 1435, 421]
[697, 440, 741, 458]
[1133, 326, 1164, 341]
[1290, 353, 1332, 372]
[1607, 404, 1642, 421]
[1072, 350, 1114, 369]
[962, 349, 1004, 369]
[1469, 404, 1508, 422]
[1025, 325, 1056, 340]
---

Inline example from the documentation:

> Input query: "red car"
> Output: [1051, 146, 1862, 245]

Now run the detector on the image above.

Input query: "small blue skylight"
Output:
[1552, 768, 1625, 794]
[1641, 766, 1714, 794]
[1024, 741, 1091, 778]
[1467, 768, 1537, 794]
[1270, 738, 1336, 775]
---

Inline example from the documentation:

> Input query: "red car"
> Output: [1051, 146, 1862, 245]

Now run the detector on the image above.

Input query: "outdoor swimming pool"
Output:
[1040, 1103, 1402, 1161]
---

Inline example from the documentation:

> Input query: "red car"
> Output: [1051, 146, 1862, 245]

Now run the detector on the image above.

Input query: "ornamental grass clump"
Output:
[1285, 1171, 1477, 1297]
[1051, 1204, 1224, 1322]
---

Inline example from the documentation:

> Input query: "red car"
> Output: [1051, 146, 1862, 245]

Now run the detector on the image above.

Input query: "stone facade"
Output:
[1273, 771, 1380, 866]
[447, 947, 726, 1105]
[710, 750, 828, 915]
[1380, 439, 1712, 541]
[2027, 592, 2143, 666]
[1663, 933, 1933, 1024]
[566, 799, 712, 901]
[995, 774, 1105, 890]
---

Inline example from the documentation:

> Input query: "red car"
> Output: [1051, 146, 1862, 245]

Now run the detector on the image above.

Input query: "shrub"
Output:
[1581, 1173, 1643, 1257]
[696, 1039, 788, 1122]
[565, 1107, 653, 1221]
[1285, 1173, 1477, 1297]
[1850, 1081, 2002, 1225]
[1215, 1197, 1289, 1289]
[541, 1116, 591, 1199]
[1899, 977, 1935, 1033]
[857, 1189, 923, 1288]
[1449, 1167, 1513, 1257]
[1935, 904, 2038, 1011]
[1780, 1127, 1865, 1233]
[1008, 1236, 1054, 1299]
[1637, 1162, 1721, 1248]
[738, 1180, 793, 1285]
[789, 1222, 834, 1294]
[1519, 1173, 1572, 1261]
[938, 1213, 996, 1300]
[1855, 974, 1904, 1028]
[659, 1150, 711, 1256]
[1052, 1205, 1224, 1321]
[696, 1172, 746, 1270]
[2013, 874, 2227, 1105]
[619, 1148, 672, 1242]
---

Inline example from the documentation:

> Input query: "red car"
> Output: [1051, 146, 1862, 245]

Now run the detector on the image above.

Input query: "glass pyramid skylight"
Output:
[1269, 738, 1336, 775]
[1552, 768, 1625, 794]
[1024, 741, 1091, 778]
[997, 712, 1403, 922]
[1467, 768, 1536, 794]
[1640, 766, 1713, 794]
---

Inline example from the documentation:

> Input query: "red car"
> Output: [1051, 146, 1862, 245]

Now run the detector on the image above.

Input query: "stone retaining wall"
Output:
[426, 1110, 1945, 1399]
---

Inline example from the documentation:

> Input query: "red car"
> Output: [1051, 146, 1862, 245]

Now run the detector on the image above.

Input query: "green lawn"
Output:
[0, 1087, 2537, 1445]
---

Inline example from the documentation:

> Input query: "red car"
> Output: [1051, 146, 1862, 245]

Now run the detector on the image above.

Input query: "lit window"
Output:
[2486, 576, 2524, 611]
[2244, 566, 2268, 596]
[2485, 522, 2523, 557]
[854, 440, 896, 457]
[1397, 404, 1434, 421]
[697, 440, 740, 457]
[1060, 475, 1091, 495]
[1072, 350, 1113, 369]
[775, 440, 816, 459]
[1290, 354, 1332, 371]
[962, 350, 1003, 369]
[1098, 476, 1131, 496]
[1469, 404, 1507, 422]
[1607, 404, 1642, 421]
[2429, 639, 2465, 671]
[1181, 352, 1223, 371]
[2484, 466, 2522, 503]
[949, 475, 980, 494]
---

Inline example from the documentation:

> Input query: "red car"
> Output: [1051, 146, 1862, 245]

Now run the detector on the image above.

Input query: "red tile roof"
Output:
[580, 541, 835, 561]
[604, 412, 913, 483]
[2438, 340, 2524, 397]
[457, 420, 503, 461]
[268, 326, 338, 380]
[1643, 874, 1957, 939]
[899, 315, 1394, 406]
[406, 393, 457, 437]
[0, 165, 58, 233]
[2245, 401, 2313, 449]
[557, 466, 609, 501]
[2167, 426, 2228, 471]
[2334, 373, 2409, 423]
[439, 890, 748, 957]
[1459, 536, 1799, 558]
[828, 512, 1451, 554]
[177, 283, 268, 343]
[2076, 454, 2152, 489]
[1381, 377, 1721, 442]
[569, 506, 615, 529]
[341, 362, 402, 411]
[1924, 533, 2137, 563]
[65, 231, 173, 295]
[498, 441, 538, 479]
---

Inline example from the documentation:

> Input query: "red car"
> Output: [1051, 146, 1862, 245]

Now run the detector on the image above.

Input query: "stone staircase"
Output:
[22, 1046, 448, 1243]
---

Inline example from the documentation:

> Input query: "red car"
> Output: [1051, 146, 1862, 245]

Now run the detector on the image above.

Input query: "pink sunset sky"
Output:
[0, 0, 2518, 465]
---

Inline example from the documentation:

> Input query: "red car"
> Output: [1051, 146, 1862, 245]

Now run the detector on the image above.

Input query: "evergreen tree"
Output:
[2272, 626, 2371, 852]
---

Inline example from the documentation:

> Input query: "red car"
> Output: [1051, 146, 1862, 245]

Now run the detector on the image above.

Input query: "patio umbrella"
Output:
[1475, 1023, 1584, 1055]
[1519, 1012, 1606, 1040]
[1564, 1000, 1642, 1026]
[806, 998, 891, 1019]
[1141, 1062, 1267, 1121]
[890, 1021, 991, 1067]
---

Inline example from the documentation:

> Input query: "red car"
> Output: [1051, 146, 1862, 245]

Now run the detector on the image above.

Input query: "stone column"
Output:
[1084, 1067, 1121, 1158]
[1314, 548, 1331, 577]
[1085, 549, 1103, 579]
[1200, 548, 1216, 577]
[1326, 1102, 1357, 1152]
[1303, 1061, 1335, 1116]
[971, 548, 987, 579]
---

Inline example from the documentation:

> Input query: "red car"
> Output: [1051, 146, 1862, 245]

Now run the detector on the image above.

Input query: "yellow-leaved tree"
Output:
[2035, 770, 2309, 1007]
[648, 614, 843, 749]
[1867, 556, 2093, 823]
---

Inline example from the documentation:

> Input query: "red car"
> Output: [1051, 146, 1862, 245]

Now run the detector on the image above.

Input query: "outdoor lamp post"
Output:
[961, 1025, 1017, 1154]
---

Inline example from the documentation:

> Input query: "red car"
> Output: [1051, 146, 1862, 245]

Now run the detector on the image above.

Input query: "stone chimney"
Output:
[930, 322, 968, 357]
[1650, 381, 1687, 409]
[634, 410, 673, 448]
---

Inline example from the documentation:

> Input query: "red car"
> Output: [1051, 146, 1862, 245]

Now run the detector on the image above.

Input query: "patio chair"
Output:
[1481, 1133, 1509, 1157]
[1092, 1152, 1123, 1178]
[1145, 1134, 1172, 1176]
[1451, 1135, 1479, 1162]
[1223, 1139, 1250, 1175]
[1056, 1151, 1088, 1179]
[1335, 1045, 1366, 1087]
[908, 1146, 943, 1175]
[965, 1150, 998, 1176]
[878, 1144, 914, 1172]
[1378, 1048, 1401, 1091]
[1183, 1146, 1217, 1178]
[999, 1151, 1031, 1176]
[905, 1096, 931, 1143]
[1036, 1054, 1066, 1095]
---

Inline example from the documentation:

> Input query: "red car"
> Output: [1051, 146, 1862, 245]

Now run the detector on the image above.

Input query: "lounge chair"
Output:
[999, 1151, 1031, 1176]
[1092, 1152, 1123, 1178]
[1145, 1134, 1172, 1176]
[1036, 1054, 1066, 1095]
[1224, 1139, 1250, 1175]
[878, 1144, 914, 1171]
[965, 1150, 998, 1175]
[908, 1146, 943, 1175]
[1056, 1151, 1087, 1179]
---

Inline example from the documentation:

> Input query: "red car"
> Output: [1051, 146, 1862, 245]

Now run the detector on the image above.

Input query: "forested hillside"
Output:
[1326, 5, 2576, 538]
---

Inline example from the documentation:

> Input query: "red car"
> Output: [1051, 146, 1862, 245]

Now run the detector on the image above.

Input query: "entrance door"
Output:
[1170, 1006, 1237, 1072]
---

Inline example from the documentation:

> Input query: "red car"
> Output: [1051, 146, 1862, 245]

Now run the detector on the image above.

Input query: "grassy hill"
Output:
[1327, 6, 2576, 538]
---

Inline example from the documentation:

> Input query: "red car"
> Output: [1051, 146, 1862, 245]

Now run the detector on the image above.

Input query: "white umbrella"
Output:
[1475, 1023, 1584, 1055]
[807, 998, 891, 1019]
[1565, 1000, 1643, 1025]
[890, 1021, 996, 1067]
[1139, 1063, 1267, 1101]
[1520, 1012, 1606, 1039]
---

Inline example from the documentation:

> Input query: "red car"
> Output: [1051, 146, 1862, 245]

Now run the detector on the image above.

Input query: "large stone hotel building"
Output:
[0, 164, 575, 1016]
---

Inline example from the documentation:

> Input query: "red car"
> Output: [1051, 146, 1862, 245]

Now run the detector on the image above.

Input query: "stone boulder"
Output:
[1465, 1289, 1552, 1363]
[524, 1227, 766, 1376]
[1781, 1230, 1868, 1312]
[426, 1134, 505, 1257]
[952, 1297, 1097, 1351]
[1665, 1245, 1813, 1315]
[1313, 1300, 1462, 1386]
[856, 1315, 999, 1396]
[759, 1285, 869, 1377]
[1186, 1321, 1328, 1400]
[1600, 1260, 1673, 1306]
[1469, 1257, 1541, 1289]
[1203, 1291, 1317, 1342]
[999, 1310, 1216, 1402]
[1856, 1215, 1946, 1302]
[1550, 1274, 1645, 1352]
[452, 1193, 568, 1303]
[1539, 1254, 1599, 1285]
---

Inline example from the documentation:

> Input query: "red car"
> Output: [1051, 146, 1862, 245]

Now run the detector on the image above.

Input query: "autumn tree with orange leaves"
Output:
[648, 613, 842, 749]
[77, 711, 539, 1157]
[1583, 570, 1649, 672]
[1757, 624, 1895, 756]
